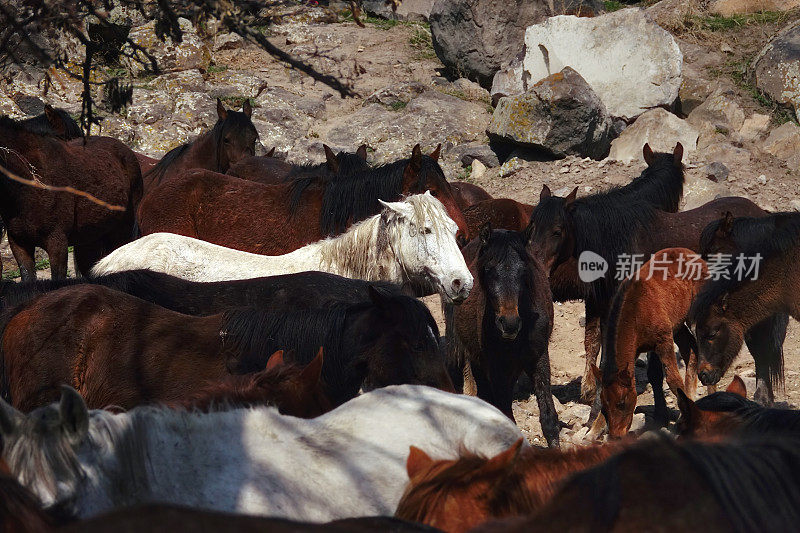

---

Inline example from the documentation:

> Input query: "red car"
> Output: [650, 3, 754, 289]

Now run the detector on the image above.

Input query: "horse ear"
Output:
[719, 211, 734, 236]
[522, 218, 534, 244]
[300, 348, 325, 389]
[479, 222, 492, 247]
[323, 145, 340, 174]
[356, 144, 368, 161]
[540, 184, 551, 201]
[481, 438, 524, 475]
[410, 144, 423, 171]
[0, 397, 23, 436]
[216, 98, 228, 120]
[242, 99, 253, 118]
[673, 142, 684, 166]
[406, 446, 434, 479]
[58, 386, 89, 440]
[726, 375, 747, 398]
[642, 143, 655, 166]
[266, 147, 276, 157]
[430, 143, 442, 161]
[564, 187, 578, 209]
[44, 105, 66, 137]
[367, 285, 391, 311]
[676, 388, 699, 426]
[265, 350, 285, 371]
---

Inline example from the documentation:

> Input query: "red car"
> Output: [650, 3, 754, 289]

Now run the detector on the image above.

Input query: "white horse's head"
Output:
[379, 191, 473, 303]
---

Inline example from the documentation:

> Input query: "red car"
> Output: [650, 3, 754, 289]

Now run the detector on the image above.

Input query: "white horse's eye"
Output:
[423, 227, 432, 235]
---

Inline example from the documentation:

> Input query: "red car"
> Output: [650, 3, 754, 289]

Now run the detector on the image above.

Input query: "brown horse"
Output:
[483, 435, 800, 533]
[0, 114, 142, 280]
[1, 284, 450, 411]
[143, 98, 258, 191]
[139, 144, 470, 254]
[170, 349, 332, 418]
[592, 248, 707, 438]
[395, 438, 629, 532]
[228, 145, 365, 186]
[450, 181, 492, 210]
[690, 214, 800, 395]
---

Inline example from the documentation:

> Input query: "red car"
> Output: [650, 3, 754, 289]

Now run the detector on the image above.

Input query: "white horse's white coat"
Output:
[92, 192, 472, 302]
[0, 385, 524, 521]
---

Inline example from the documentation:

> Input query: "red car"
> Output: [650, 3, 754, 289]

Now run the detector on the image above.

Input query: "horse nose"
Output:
[496, 314, 521, 340]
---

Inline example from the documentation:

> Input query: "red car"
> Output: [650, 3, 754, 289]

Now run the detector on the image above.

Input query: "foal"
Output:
[594, 248, 706, 438]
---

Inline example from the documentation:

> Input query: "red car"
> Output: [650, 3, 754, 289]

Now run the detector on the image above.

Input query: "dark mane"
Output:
[601, 277, 634, 381]
[144, 142, 191, 186]
[695, 392, 800, 435]
[287, 151, 372, 213]
[690, 213, 800, 324]
[622, 151, 684, 212]
[290, 154, 443, 235]
[562, 435, 800, 533]
[19, 109, 82, 139]
[699, 211, 798, 255]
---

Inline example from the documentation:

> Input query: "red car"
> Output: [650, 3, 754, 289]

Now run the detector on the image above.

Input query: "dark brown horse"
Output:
[450, 181, 492, 210]
[19, 105, 82, 140]
[691, 214, 800, 399]
[0, 115, 142, 279]
[447, 224, 558, 445]
[143, 98, 258, 191]
[1, 284, 450, 411]
[228, 145, 366, 185]
[139, 144, 470, 254]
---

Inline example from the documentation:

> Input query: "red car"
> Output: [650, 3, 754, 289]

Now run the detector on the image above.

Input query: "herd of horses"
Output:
[1, 99, 800, 530]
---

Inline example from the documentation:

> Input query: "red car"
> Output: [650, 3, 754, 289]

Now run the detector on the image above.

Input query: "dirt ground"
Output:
[3, 8, 800, 446]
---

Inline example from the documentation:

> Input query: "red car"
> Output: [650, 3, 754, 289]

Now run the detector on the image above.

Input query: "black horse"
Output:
[448, 223, 558, 447]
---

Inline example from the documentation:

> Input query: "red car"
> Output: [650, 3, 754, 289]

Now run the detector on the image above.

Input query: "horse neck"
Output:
[182, 131, 220, 173]
[605, 286, 640, 377]
[729, 248, 799, 328]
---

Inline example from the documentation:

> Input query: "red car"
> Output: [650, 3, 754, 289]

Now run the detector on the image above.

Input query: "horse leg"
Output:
[580, 301, 602, 404]
[673, 324, 697, 400]
[44, 233, 68, 280]
[483, 354, 517, 421]
[7, 236, 36, 281]
[745, 314, 787, 406]
[656, 338, 685, 400]
[647, 351, 668, 427]
[73, 244, 103, 278]
[527, 348, 560, 448]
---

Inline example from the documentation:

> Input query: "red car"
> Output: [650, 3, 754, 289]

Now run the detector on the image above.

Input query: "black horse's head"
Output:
[528, 185, 578, 273]
[214, 98, 258, 172]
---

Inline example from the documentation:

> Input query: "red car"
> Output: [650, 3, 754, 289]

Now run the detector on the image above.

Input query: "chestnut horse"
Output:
[228, 145, 368, 185]
[139, 144, 470, 254]
[395, 438, 630, 532]
[450, 181, 492, 210]
[699, 211, 793, 405]
[491, 435, 800, 533]
[447, 224, 558, 446]
[691, 214, 800, 401]
[592, 248, 707, 438]
[0, 284, 451, 410]
[143, 98, 258, 191]
[171, 349, 332, 418]
[0, 114, 142, 279]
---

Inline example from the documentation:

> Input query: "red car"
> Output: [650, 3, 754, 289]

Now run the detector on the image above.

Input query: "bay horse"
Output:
[447, 223, 558, 446]
[395, 437, 631, 532]
[170, 349, 332, 418]
[0, 283, 451, 410]
[228, 145, 367, 185]
[138, 144, 470, 255]
[690, 214, 800, 400]
[0, 114, 142, 279]
[93, 193, 473, 303]
[0, 385, 523, 520]
[699, 211, 793, 405]
[677, 376, 800, 439]
[496, 435, 800, 533]
[592, 248, 707, 438]
[143, 98, 258, 191]
[450, 181, 492, 210]
[531, 186, 764, 406]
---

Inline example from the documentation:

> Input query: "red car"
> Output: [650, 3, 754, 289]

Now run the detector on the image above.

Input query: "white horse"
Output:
[0, 385, 524, 521]
[92, 192, 472, 303]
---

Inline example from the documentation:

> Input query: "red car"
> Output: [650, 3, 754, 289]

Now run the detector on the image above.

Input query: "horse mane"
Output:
[690, 213, 800, 324]
[290, 154, 443, 236]
[601, 276, 635, 382]
[0, 468, 64, 531]
[695, 392, 800, 435]
[700, 212, 798, 255]
[144, 143, 191, 186]
[622, 151, 684, 212]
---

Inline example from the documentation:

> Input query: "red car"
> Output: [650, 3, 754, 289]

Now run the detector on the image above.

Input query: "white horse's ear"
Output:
[379, 199, 407, 217]
[0, 397, 23, 436]
[59, 386, 89, 440]
[423, 190, 433, 198]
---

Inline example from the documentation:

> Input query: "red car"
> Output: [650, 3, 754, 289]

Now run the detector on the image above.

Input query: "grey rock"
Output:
[365, 81, 428, 107]
[126, 88, 174, 125]
[123, 18, 211, 75]
[491, 51, 529, 106]
[607, 108, 698, 164]
[149, 70, 207, 93]
[683, 169, 733, 210]
[363, 0, 434, 21]
[487, 67, 613, 159]
[213, 32, 244, 51]
[753, 21, 800, 122]
[448, 143, 500, 168]
[688, 90, 745, 134]
[702, 161, 730, 182]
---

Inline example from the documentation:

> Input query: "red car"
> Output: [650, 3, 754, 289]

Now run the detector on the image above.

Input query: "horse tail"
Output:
[744, 314, 788, 391]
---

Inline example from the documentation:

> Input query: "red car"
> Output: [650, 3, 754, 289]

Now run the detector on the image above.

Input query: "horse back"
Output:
[227, 156, 292, 185]
[464, 198, 532, 236]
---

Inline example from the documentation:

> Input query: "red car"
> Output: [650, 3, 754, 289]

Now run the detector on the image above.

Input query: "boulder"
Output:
[126, 88, 174, 125]
[429, 0, 602, 88]
[363, 0, 435, 21]
[607, 108, 698, 163]
[451, 78, 491, 103]
[738, 113, 771, 142]
[487, 67, 613, 159]
[490, 51, 529, 106]
[687, 90, 745, 135]
[448, 142, 501, 168]
[523, 9, 683, 121]
[683, 171, 732, 210]
[213, 32, 244, 51]
[365, 81, 428, 107]
[123, 18, 211, 75]
[702, 161, 729, 182]
[710, 0, 800, 16]
[753, 21, 800, 122]
[760, 122, 800, 168]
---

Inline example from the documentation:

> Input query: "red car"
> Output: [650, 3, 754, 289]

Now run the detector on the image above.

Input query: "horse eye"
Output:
[423, 227, 432, 235]
[223, 138, 231, 144]
[553, 230, 561, 237]
[430, 190, 438, 197]
[617, 401, 626, 410]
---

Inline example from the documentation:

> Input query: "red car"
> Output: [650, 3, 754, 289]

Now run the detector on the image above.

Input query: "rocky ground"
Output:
[2, 1, 800, 447]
